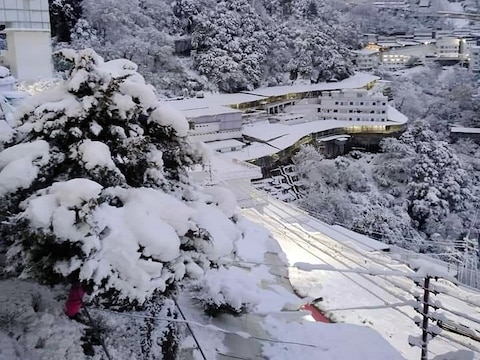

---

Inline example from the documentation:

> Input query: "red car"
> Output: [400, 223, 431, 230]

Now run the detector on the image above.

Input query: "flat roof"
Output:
[205, 139, 245, 150]
[241, 73, 379, 98]
[243, 121, 290, 142]
[180, 105, 241, 118]
[451, 127, 480, 134]
[167, 93, 268, 111]
[378, 42, 403, 47]
[354, 49, 380, 55]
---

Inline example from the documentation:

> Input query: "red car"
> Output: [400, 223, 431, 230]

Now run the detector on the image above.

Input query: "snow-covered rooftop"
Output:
[386, 105, 408, 124]
[353, 49, 380, 55]
[208, 153, 262, 182]
[384, 44, 435, 57]
[167, 93, 268, 110]
[451, 127, 480, 134]
[241, 73, 379, 98]
[377, 42, 403, 48]
[232, 111, 406, 161]
[179, 105, 241, 118]
[243, 121, 290, 142]
[205, 139, 246, 150]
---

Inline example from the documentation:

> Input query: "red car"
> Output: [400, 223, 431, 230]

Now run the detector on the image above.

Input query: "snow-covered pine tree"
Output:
[191, 0, 269, 92]
[0, 49, 241, 306]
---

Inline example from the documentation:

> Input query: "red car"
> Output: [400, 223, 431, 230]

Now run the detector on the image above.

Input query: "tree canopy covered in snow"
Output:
[0, 49, 246, 306]
[50, 0, 358, 94]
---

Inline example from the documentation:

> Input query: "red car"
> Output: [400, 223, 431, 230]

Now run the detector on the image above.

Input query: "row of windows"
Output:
[0, 0, 48, 10]
[0, 10, 50, 23]
[322, 109, 386, 114]
[333, 101, 386, 106]
[320, 117, 387, 122]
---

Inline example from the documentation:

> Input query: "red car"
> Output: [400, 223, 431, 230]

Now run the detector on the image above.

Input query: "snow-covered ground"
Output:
[0, 203, 406, 360]
[240, 193, 480, 360]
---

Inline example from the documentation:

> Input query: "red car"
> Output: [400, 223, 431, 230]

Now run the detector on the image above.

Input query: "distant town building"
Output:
[435, 36, 461, 58]
[0, 0, 53, 80]
[373, 1, 410, 10]
[182, 105, 243, 143]
[381, 43, 435, 70]
[419, 0, 430, 8]
[450, 127, 480, 143]
[353, 49, 380, 70]
[469, 45, 480, 73]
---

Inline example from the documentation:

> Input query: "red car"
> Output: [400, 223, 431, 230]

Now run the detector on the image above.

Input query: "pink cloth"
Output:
[65, 285, 85, 317]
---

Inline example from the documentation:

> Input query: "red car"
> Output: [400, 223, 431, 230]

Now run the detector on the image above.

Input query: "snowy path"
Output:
[241, 196, 480, 359]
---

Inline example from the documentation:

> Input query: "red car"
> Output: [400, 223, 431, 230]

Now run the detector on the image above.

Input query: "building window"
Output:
[360, 102, 364, 105]
[350, 102, 353, 105]
[335, 101, 338, 105]
[333, 109, 338, 113]
[372, 102, 376, 105]
[381, 110, 386, 114]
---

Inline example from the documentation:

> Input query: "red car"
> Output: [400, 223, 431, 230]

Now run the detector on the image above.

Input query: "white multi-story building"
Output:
[380, 43, 435, 70]
[0, 0, 52, 80]
[317, 89, 388, 122]
[469, 45, 480, 73]
[181, 105, 243, 143]
[353, 49, 380, 70]
[381, 53, 411, 70]
[435, 36, 461, 58]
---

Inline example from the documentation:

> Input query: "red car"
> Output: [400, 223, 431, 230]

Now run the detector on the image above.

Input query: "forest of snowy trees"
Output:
[48, 0, 362, 94]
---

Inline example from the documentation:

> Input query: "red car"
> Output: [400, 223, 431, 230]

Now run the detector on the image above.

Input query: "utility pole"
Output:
[458, 237, 479, 288]
[410, 275, 441, 360]
[420, 276, 431, 360]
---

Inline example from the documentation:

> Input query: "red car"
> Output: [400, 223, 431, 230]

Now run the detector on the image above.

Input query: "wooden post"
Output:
[421, 276, 431, 360]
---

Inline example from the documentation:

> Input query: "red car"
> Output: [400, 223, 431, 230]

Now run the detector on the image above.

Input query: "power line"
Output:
[245, 194, 480, 352]
[89, 307, 322, 349]
[174, 299, 208, 360]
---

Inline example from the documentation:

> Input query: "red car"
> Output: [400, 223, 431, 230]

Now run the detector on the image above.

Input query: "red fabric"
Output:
[302, 304, 331, 323]
[65, 285, 85, 317]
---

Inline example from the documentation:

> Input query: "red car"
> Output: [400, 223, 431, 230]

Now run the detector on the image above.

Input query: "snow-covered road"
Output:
[241, 195, 480, 359]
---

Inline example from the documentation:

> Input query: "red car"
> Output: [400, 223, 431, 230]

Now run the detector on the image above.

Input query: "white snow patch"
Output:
[0, 140, 50, 196]
[77, 140, 116, 170]
[192, 203, 238, 260]
[150, 104, 189, 137]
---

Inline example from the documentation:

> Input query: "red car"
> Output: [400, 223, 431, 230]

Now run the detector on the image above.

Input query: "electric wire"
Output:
[244, 192, 480, 352]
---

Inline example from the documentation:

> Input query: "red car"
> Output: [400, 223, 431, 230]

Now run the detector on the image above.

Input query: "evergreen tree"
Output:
[49, 0, 83, 43]
[191, 0, 269, 92]
[0, 49, 240, 305]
